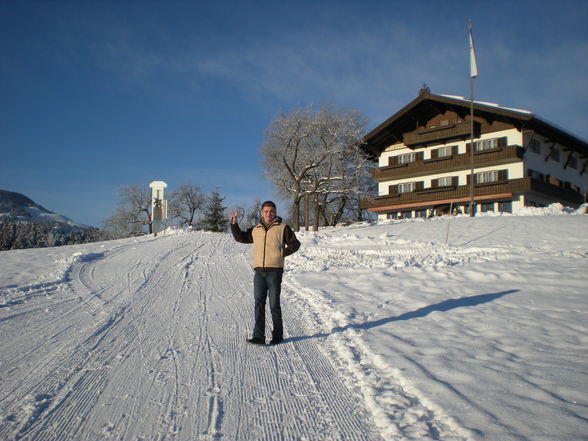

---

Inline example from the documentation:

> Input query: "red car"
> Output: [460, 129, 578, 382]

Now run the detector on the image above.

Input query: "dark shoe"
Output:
[269, 337, 283, 345]
[246, 337, 265, 345]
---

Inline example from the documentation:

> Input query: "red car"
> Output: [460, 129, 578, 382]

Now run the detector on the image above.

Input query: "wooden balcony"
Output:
[403, 121, 480, 147]
[371, 146, 525, 181]
[360, 178, 583, 212]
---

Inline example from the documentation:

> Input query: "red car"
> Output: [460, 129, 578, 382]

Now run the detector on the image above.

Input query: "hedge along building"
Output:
[360, 88, 588, 219]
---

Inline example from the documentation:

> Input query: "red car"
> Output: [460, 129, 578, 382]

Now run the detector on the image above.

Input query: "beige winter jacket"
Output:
[231, 217, 300, 270]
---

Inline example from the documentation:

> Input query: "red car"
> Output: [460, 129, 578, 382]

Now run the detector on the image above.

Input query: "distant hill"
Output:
[0, 189, 106, 250]
[0, 189, 89, 227]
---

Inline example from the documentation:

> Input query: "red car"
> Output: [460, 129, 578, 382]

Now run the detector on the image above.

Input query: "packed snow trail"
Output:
[1, 231, 452, 441]
[2, 212, 587, 441]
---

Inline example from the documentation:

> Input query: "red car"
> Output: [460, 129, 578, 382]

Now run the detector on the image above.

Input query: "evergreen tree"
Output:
[200, 189, 228, 232]
[0, 219, 106, 250]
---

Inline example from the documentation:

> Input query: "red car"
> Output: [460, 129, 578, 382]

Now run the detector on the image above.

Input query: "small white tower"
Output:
[149, 181, 167, 235]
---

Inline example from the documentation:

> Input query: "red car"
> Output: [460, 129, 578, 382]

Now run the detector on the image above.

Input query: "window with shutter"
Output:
[437, 146, 453, 158]
[481, 202, 495, 212]
[475, 138, 498, 152]
[438, 176, 454, 187]
[499, 201, 512, 213]
[398, 182, 416, 193]
[476, 171, 499, 184]
[471, 137, 507, 153]
[529, 139, 541, 153]
[528, 169, 545, 181]
[398, 153, 416, 164]
[569, 155, 578, 169]
[549, 148, 560, 162]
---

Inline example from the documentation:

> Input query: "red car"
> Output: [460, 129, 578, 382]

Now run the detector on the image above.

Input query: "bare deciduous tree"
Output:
[103, 207, 138, 238]
[103, 185, 152, 236]
[168, 184, 206, 227]
[260, 108, 314, 231]
[260, 105, 368, 231]
[244, 198, 262, 228]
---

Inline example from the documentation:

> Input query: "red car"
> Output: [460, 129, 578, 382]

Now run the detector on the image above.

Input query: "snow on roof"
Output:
[439, 94, 533, 115]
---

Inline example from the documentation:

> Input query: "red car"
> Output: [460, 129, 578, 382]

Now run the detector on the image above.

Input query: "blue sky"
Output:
[1, 0, 587, 228]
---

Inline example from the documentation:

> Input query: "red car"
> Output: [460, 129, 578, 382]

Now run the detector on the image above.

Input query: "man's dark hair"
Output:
[261, 200, 277, 210]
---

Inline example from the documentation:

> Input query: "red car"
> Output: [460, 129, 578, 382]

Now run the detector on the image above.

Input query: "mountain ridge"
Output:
[0, 189, 89, 228]
[0, 189, 104, 250]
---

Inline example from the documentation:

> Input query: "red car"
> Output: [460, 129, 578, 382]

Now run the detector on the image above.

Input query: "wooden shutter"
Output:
[452, 176, 459, 186]
[416, 152, 424, 161]
[415, 181, 424, 191]
[498, 169, 508, 181]
[452, 145, 458, 156]
[389, 185, 398, 195]
[431, 178, 439, 188]
[497, 137, 507, 148]
[388, 156, 398, 166]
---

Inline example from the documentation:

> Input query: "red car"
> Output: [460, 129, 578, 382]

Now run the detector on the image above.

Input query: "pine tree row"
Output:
[0, 220, 107, 251]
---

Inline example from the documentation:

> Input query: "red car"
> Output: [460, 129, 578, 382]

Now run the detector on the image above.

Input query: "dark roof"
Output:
[362, 91, 588, 158]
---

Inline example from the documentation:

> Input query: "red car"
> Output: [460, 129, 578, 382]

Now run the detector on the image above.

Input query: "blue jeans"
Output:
[253, 270, 283, 340]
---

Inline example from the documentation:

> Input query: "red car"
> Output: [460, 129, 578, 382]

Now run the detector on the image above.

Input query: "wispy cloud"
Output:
[28, 2, 585, 139]
[190, 23, 461, 118]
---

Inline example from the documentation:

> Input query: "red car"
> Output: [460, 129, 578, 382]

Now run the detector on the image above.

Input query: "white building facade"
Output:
[362, 90, 587, 219]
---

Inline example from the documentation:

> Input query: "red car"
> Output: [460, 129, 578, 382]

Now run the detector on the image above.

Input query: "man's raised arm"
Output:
[229, 211, 253, 244]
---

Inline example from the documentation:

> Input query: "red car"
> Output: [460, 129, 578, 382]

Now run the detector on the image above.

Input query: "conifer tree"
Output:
[200, 189, 228, 232]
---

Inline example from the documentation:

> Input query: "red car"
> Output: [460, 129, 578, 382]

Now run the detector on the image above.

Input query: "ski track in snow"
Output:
[2, 232, 392, 441]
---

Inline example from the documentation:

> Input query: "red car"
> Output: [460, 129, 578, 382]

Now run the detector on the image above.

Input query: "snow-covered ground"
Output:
[1, 206, 587, 441]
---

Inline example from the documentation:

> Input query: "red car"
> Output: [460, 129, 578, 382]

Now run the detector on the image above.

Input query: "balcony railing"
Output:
[403, 121, 480, 146]
[360, 178, 583, 211]
[371, 146, 525, 181]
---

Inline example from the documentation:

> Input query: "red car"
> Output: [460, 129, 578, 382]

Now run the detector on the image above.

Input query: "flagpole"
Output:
[469, 68, 475, 216]
[468, 20, 477, 217]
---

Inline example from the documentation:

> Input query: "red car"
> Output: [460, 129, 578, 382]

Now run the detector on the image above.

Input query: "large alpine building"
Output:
[361, 88, 588, 219]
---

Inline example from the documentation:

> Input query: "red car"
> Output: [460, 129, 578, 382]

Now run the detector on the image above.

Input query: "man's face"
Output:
[261, 205, 276, 223]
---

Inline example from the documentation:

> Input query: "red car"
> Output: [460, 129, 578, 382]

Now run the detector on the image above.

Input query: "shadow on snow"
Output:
[289, 289, 520, 343]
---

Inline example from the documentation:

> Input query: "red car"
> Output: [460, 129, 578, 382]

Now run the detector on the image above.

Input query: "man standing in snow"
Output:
[230, 201, 300, 345]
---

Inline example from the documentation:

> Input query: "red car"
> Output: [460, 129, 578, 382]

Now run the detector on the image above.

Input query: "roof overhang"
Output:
[361, 92, 588, 159]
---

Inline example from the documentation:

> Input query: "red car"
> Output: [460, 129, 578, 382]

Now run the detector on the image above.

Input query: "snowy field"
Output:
[1, 206, 587, 441]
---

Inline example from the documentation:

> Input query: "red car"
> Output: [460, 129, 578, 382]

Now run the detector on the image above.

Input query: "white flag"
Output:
[469, 28, 478, 78]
